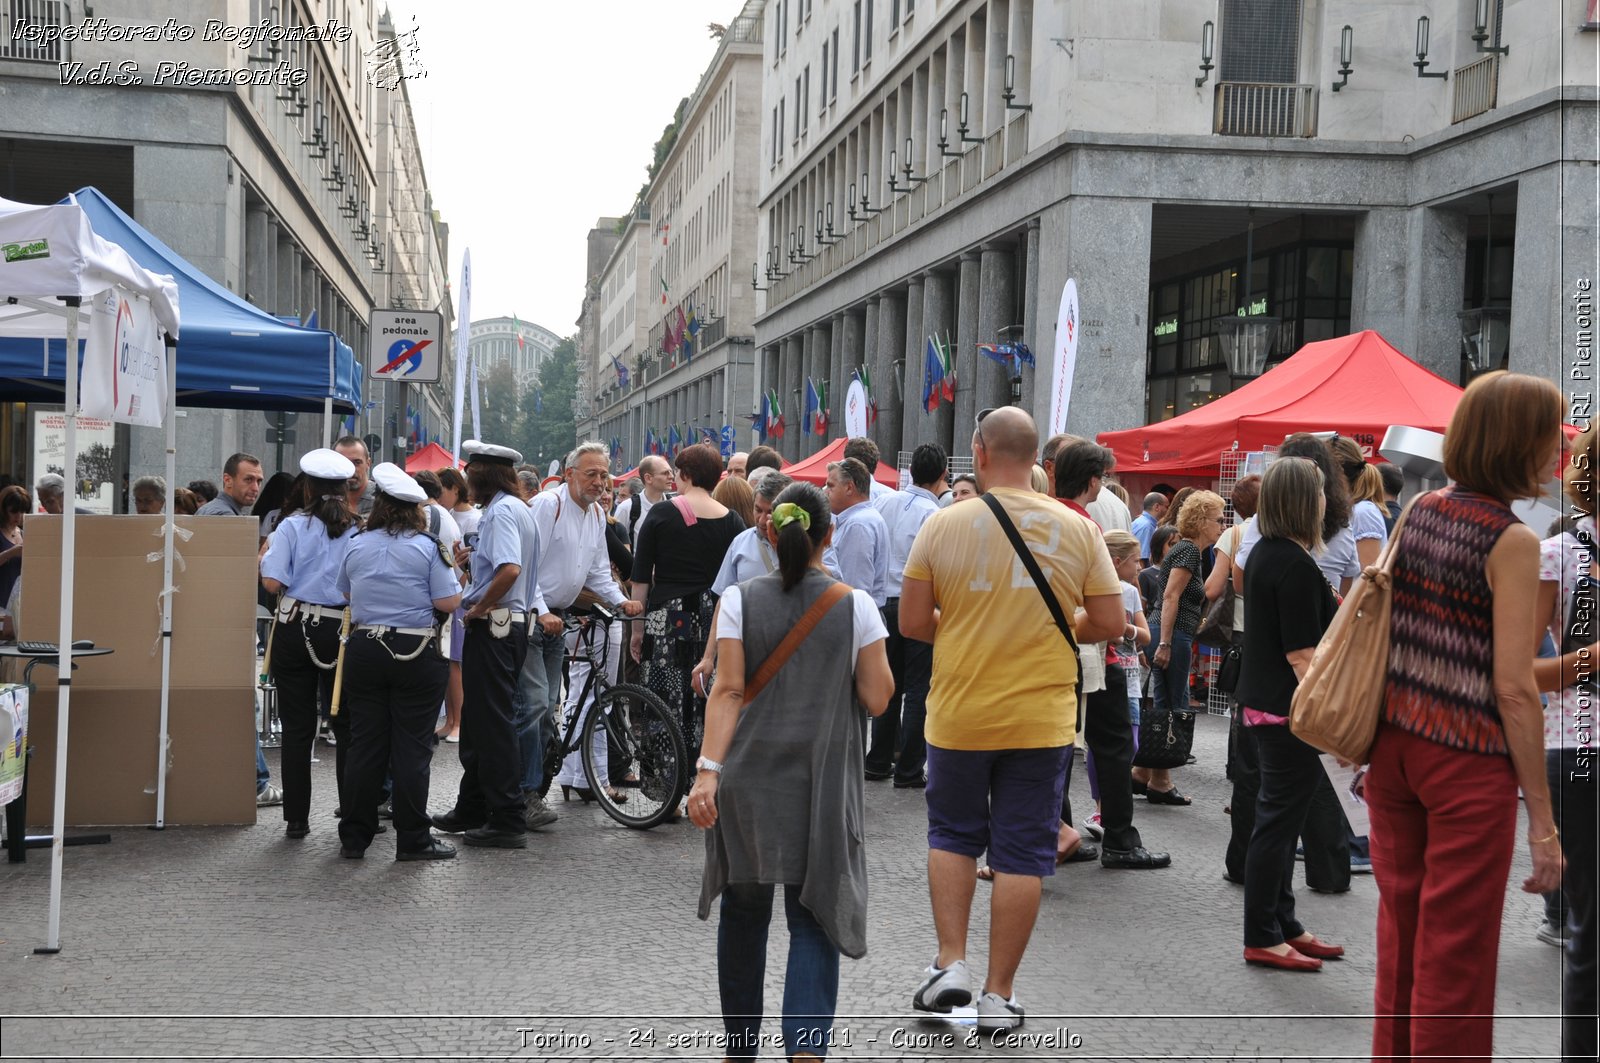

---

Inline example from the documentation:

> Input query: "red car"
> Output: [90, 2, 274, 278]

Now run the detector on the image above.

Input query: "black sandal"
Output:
[1146, 786, 1192, 806]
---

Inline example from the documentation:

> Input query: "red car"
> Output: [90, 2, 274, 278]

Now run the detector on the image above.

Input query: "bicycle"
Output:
[538, 605, 687, 830]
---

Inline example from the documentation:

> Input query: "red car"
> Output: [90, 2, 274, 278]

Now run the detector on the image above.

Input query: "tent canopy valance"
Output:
[1098, 331, 1465, 476]
[0, 188, 359, 414]
[405, 440, 458, 473]
[782, 437, 898, 488]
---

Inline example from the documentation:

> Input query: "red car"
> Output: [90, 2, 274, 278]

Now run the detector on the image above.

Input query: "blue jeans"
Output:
[718, 883, 840, 1061]
[255, 731, 270, 794]
[512, 628, 566, 796]
[1151, 628, 1194, 718]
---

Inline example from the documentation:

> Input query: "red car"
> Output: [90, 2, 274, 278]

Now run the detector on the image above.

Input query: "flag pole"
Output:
[450, 250, 471, 458]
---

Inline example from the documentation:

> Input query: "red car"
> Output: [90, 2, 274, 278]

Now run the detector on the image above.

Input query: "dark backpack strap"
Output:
[983, 494, 1084, 707]
[628, 493, 643, 548]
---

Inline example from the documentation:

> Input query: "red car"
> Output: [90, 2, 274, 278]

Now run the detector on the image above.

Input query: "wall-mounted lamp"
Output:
[1331, 25, 1353, 91]
[1414, 16, 1448, 79]
[1003, 54, 1032, 111]
[815, 208, 840, 245]
[858, 171, 884, 214]
[1472, 0, 1509, 55]
[751, 262, 768, 292]
[847, 182, 860, 221]
[1195, 21, 1215, 87]
[936, 109, 963, 157]
[902, 137, 928, 184]
[887, 149, 900, 194]
[825, 201, 837, 238]
[955, 92, 984, 144]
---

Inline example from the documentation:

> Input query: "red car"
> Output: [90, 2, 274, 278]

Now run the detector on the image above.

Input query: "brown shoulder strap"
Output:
[743, 581, 852, 705]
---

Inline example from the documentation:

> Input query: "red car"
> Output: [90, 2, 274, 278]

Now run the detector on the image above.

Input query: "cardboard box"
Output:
[18, 515, 259, 825]
[24, 688, 255, 827]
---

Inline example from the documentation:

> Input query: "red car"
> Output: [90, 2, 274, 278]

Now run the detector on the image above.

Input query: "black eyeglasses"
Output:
[975, 408, 995, 449]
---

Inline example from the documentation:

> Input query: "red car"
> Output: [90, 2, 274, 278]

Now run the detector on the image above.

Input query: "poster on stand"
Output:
[1049, 279, 1080, 436]
[0, 685, 27, 806]
[844, 380, 869, 438]
[31, 410, 116, 514]
[79, 287, 167, 428]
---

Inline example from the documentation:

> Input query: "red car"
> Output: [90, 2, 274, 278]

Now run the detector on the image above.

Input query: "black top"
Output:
[1150, 539, 1206, 637]
[1234, 536, 1339, 717]
[1138, 565, 1162, 614]
[604, 519, 633, 577]
[630, 499, 746, 609]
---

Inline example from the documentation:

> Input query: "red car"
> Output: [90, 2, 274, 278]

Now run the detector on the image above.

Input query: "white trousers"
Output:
[552, 618, 623, 788]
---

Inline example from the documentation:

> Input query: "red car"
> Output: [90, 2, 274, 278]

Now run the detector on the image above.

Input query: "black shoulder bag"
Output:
[983, 495, 1084, 714]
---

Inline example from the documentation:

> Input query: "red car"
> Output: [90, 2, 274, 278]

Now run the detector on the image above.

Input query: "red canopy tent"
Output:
[405, 441, 459, 473]
[782, 437, 899, 488]
[1098, 331, 1464, 476]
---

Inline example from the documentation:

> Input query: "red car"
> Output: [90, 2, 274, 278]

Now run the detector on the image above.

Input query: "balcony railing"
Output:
[1452, 54, 1498, 124]
[0, 0, 71, 62]
[1214, 82, 1318, 138]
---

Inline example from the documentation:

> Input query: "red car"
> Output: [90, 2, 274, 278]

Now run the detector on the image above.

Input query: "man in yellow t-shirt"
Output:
[899, 405, 1123, 1033]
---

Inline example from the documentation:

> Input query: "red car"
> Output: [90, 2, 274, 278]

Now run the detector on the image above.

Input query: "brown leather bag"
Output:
[743, 582, 852, 704]
[1289, 494, 1424, 764]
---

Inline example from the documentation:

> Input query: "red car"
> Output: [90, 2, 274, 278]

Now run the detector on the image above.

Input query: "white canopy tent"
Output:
[0, 193, 180, 953]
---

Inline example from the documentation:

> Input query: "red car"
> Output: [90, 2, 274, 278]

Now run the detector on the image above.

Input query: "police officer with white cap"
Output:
[261, 447, 360, 839]
[431, 439, 542, 849]
[335, 464, 463, 861]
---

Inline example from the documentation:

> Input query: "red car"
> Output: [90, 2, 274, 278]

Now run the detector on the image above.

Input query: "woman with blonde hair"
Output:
[1139, 489, 1226, 804]
[1367, 372, 1566, 1061]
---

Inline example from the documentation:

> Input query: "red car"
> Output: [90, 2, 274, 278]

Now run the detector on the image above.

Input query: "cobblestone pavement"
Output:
[1, 713, 1564, 1061]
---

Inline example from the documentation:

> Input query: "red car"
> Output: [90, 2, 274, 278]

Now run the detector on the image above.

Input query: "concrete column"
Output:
[976, 244, 1017, 415]
[1021, 218, 1042, 417]
[842, 309, 865, 441]
[902, 274, 925, 457]
[1512, 162, 1594, 388]
[921, 269, 956, 456]
[245, 208, 270, 309]
[877, 290, 906, 460]
[860, 297, 880, 445]
[276, 233, 297, 317]
[808, 322, 831, 454]
[953, 252, 982, 456]
[785, 334, 806, 461]
[828, 312, 847, 443]
[1352, 205, 1468, 384]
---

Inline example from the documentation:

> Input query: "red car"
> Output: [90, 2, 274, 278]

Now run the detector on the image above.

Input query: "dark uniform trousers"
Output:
[452, 618, 529, 831]
[338, 635, 449, 853]
[1227, 711, 1350, 891]
[271, 613, 349, 824]
[1073, 661, 1143, 853]
[866, 599, 932, 782]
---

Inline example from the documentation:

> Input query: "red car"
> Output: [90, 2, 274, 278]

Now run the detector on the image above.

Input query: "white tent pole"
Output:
[154, 339, 177, 828]
[43, 297, 81, 955]
[326, 334, 335, 446]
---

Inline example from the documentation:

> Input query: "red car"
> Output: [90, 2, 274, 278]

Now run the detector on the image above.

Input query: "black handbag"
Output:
[1215, 641, 1244, 695]
[1195, 582, 1235, 647]
[1133, 703, 1196, 770]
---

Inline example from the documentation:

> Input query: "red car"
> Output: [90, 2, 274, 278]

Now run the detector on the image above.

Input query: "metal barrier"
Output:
[0, 0, 71, 62]
[1214, 82, 1317, 138]
[1452, 55, 1498, 124]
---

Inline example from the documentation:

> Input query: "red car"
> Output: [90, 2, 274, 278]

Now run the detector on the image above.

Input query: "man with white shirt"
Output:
[512, 441, 643, 827]
[1042, 432, 1132, 532]
[824, 457, 890, 607]
[866, 443, 947, 787]
[614, 455, 672, 548]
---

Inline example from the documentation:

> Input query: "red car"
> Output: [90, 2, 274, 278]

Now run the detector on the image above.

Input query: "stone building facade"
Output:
[753, 0, 1597, 464]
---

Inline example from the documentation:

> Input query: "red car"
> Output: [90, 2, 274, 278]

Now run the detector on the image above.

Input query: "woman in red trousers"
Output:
[1366, 371, 1567, 1061]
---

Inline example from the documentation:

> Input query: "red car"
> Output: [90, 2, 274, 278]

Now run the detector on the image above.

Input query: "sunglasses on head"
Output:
[975, 408, 995, 448]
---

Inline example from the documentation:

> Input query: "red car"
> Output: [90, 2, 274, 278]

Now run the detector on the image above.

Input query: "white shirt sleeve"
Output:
[712, 584, 886, 672]
[1234, 515, 1261, 570]
[1350, 500, 1389, 544]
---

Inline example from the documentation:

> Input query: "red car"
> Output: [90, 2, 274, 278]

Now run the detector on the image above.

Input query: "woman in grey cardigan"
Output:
[690, 482, 894, 1061]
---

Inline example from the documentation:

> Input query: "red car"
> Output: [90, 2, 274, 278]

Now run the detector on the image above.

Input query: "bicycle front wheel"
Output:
[582, 682, 686, 830]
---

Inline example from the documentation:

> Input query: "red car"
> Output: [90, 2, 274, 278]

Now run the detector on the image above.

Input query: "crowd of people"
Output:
[5, 366, 1588, 1062]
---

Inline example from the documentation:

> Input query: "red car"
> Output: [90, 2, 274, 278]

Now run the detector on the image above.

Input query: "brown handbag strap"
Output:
[743, 581, 852, 704]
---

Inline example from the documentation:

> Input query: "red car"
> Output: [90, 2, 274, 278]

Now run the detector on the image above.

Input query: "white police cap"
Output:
[371, 462, 426, 503]
[461, 439, 522, 466]
[300, 448, 356, 481]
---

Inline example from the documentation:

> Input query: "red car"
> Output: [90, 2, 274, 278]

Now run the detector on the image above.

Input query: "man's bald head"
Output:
[975, 406, 1039, 466]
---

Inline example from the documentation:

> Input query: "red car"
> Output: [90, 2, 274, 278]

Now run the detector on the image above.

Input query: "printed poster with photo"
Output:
[31, 410, 117, 515]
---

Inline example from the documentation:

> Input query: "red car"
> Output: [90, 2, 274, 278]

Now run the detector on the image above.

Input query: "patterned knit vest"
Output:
[1382, 487, 1518, 755]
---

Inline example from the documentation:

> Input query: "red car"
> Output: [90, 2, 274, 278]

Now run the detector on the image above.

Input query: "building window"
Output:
[864, 0, 874, 62]
[853, 1, 861, 73]
[832, 28, 840, 96]
[802, 66, 810, 131]
[794, 76, 802, 139]
[891, 0, 900, 28]
[1218, 0, 1302, 83]
[771, 105, 779, 166]
[820, 41, 829, 110]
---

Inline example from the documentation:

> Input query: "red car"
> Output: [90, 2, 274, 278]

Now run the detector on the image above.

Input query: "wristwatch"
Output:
[1158, 641, 1172, 648]
[695, 756, 724, 774]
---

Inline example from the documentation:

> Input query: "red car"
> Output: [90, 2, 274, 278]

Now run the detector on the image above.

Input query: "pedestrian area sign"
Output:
[370, 309, 443, 383]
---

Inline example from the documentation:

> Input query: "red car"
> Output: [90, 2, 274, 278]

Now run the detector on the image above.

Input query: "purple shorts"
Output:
[925, 743, 1071, 877]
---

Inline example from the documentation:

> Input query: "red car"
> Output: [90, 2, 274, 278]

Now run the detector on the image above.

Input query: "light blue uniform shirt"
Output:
[882, 485, 941, 598]
[711, 524, 777, 597]
[261, 513, 356, 606]
[823, 498, 891, 606]
[463, 490, 540, 614]
[339, 530, 460, 628]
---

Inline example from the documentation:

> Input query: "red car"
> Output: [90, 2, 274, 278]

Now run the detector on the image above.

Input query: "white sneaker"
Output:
[255, 784, 283, 808]
[976, 991, 1025, 1032]
[912, 958, 973, 1013]
[1083, 811, 1104, 840]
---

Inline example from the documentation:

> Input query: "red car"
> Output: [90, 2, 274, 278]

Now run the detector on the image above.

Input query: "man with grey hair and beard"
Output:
[513, 442, 643, 824]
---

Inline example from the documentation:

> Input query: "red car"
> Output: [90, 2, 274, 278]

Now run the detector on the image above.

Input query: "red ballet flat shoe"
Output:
[1288, 935, 1344, 960]
[1243, 946, 1323, 972]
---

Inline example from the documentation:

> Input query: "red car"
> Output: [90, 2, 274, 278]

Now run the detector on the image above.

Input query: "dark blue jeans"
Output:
[1150, 628, 1194, 718]
[718, 883, 840, 1061]
[512, 628, 566, 796]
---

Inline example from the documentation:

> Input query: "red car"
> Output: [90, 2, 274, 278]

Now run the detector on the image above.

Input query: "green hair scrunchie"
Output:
[770, 502, 811, 533]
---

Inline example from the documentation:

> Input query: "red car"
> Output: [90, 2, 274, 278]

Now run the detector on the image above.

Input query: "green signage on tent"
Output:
[2, 238, 50, 263]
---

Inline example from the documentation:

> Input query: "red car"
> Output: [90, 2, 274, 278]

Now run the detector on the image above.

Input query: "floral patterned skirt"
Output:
[641, 593, 714, 759]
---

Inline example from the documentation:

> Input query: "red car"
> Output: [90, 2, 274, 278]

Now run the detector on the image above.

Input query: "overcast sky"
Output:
[385, 0, 743, 339]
